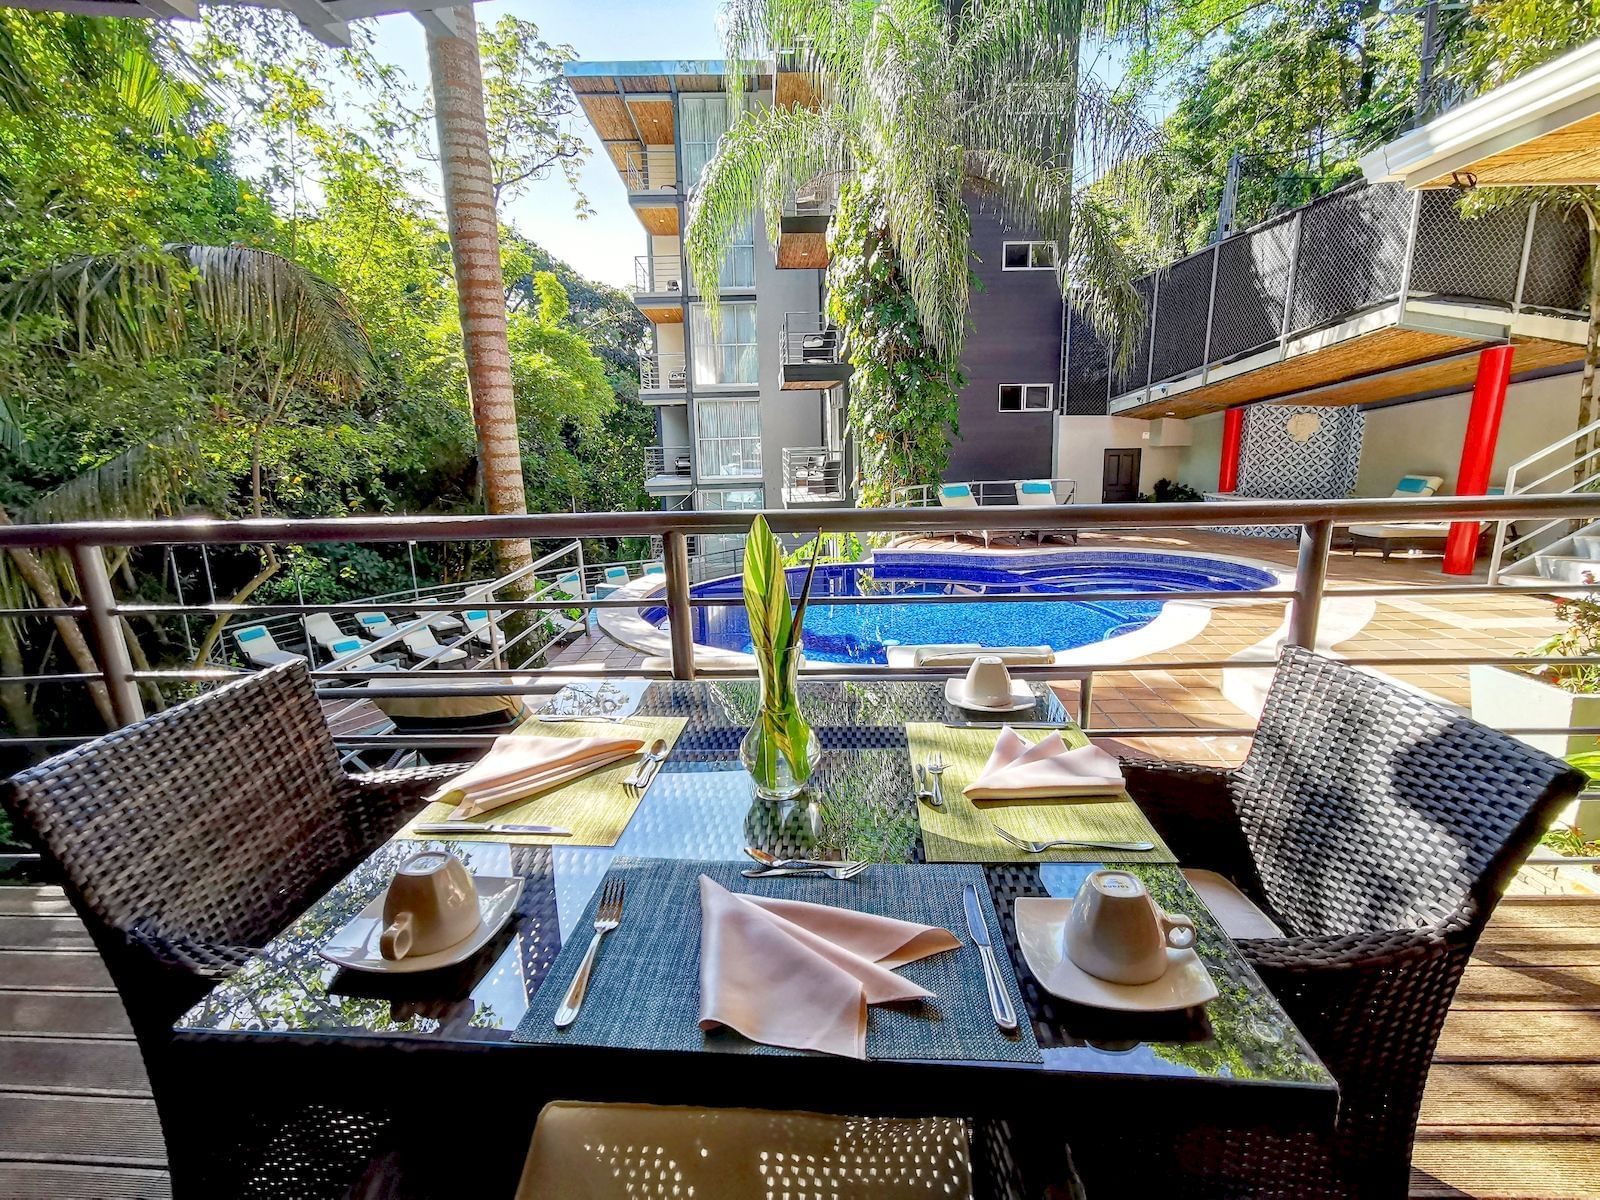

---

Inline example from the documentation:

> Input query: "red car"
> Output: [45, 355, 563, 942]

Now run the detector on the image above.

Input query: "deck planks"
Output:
[1, 885, 1596, 1200]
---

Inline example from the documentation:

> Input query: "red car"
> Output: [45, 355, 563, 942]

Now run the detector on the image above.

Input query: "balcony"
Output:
[640, 352, 688, 401]
[643, 444, 693, 494]
[618, 146, 680, 235]
[780, 446, 850, 508]
[633, 254, 685, 323]
[1063, 181, 1591, 421]
[779, 312, 851, 390]
[777, 179, 836, 269]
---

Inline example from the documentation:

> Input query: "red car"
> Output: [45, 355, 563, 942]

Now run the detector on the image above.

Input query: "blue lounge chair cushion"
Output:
[465, 610, 488, 620]
[644, 563, 665, 576]
[940, 484, 971, 499]
[1020, 481, 1053, 495]
[1394, 476, 1432, 493]
[358, 614, 386, 626]
[605, 566, 629, 579]
[236, 627, 267, 643]
[331, 639, 362, 654]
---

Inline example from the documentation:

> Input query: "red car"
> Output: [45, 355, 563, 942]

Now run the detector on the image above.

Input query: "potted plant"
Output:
[1470, 585, 1600, 835]
[738, 516, 821, 801]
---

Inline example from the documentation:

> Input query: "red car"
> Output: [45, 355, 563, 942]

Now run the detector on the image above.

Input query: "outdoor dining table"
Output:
[170, 678, 1338, 1195]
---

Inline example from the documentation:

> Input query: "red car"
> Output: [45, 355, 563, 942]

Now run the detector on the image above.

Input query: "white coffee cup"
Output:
[379, 851, 480, 961]
[961, 656, 1015, 708]
[1064, 869, 1196, 985]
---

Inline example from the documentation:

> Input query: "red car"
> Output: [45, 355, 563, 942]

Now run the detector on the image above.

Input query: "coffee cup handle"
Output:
[1161, 912, 1196, 950]
[380, 912, 413, 961]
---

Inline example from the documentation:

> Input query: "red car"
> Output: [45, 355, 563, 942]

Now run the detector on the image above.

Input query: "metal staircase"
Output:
[1489, 413, 1600, 584]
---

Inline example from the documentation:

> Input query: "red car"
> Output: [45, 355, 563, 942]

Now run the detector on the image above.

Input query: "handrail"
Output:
[1487, 413, 1600, 582]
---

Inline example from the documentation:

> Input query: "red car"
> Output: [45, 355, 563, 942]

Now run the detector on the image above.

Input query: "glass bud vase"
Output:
[738, 653, 820, 802]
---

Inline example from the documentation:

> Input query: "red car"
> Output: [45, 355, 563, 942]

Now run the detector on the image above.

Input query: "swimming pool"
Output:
[638, 550, 1279, 665]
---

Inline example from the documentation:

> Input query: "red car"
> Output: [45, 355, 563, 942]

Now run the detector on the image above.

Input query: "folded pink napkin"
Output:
[425, 734, 643, 819]
[963, 725, 1125, 800]
[697, 875, 959, 1059]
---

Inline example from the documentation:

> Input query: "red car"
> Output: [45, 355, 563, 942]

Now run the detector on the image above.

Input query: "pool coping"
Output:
[596, 546, 1296, 669]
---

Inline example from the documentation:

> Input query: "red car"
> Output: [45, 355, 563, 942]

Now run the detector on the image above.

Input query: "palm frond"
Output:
[1068, 191, 1150, 369]
[0, 245, 375, 394]
[13, 428, 193, 526]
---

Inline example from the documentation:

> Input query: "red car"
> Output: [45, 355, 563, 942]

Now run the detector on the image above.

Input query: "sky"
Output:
[363, 0, 727, 289]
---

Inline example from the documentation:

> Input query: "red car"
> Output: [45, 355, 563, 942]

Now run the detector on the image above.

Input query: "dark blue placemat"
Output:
[514, 857, 1041, 1063]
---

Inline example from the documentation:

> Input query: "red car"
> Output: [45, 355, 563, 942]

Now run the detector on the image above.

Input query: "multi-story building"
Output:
[564, 59, 854, 521]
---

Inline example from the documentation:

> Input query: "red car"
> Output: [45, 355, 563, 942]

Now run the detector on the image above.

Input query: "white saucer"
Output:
[1014, 897, 1219, 1012]
[319, 876, 524, 974]
[944, 677, 1037, 713]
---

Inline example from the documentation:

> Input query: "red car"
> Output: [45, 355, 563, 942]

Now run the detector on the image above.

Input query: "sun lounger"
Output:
[305, 613, 375, 659]
[1347, 479, 1491, 558]
[1013, 480, 1077, 544]
[231, 624, 304, 668]
[402, 626, 468, 665]
[462, 609, 501, 650]
[355, 611, 400, 639]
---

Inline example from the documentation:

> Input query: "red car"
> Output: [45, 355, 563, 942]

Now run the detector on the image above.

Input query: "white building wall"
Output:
[1052, 415, 1185, 502]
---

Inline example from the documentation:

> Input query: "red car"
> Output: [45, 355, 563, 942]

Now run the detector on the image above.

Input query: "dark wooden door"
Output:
[1102, 448, 1141, 503]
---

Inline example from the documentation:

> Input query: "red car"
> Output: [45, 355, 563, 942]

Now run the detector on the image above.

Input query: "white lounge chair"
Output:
[232, 624, 303, 668]
[1013, 480, 1077, 544]
[1348, 482, 1500, 559]
[402, 626, 468, 665]
[643, 562, 665, 577]
[462, 609, 501, 650]
[355, 611, 400, 638]
[327, 637, 383, 671]
[305, 613, 374, 658]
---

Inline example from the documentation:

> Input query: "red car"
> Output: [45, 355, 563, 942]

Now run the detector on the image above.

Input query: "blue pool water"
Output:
[640, 551, 1276, 665]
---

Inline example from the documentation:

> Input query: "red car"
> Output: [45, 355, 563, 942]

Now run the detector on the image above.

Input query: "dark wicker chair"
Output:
[1120, 646, 1585, 1199]
[1, 661, 463, 1199]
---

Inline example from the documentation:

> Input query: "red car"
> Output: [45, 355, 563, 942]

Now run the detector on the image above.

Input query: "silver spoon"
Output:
[625, 738, 669, 788]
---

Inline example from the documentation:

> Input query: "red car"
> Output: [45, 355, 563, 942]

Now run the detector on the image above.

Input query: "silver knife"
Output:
[963, 882, 1019, 1032]
[412, 823, 572, 836]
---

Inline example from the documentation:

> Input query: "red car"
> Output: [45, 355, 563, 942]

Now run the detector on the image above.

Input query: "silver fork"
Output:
[990, 823, 1155, 854]
[927, 753, 947, 807]
[741, 862, 869, 880]
[553, 877, 626, 1028]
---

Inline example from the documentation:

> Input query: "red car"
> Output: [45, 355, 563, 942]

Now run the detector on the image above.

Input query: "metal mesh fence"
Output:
[1409, 191, 1527, 305]
[1288, 182, 1412, 334]
[1061, 303, 1111, 415]
[1208, 215, 1296, 361]
[1109, 278, 1154, 397]
[1521, 204, 1591, 313]
[1149, 248, 1215, 382]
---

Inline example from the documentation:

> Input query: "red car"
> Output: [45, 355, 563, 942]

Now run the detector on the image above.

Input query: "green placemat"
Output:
[397, 715, 688, 846]
[906, 723, 1175, 864]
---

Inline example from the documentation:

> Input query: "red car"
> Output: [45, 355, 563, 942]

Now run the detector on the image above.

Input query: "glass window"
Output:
[679, 96, 731, 192]
[696, 399, 762, 477]
[722, 217, 756, 289]
[690, 302, 758, 386]
[1002, 241, 1057, 271]
[998, 384, 1053, 412]
[696, 486, 764, 510]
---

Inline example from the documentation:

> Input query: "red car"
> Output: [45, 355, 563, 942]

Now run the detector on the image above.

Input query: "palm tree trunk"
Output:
[0, 510, 115, 728]
[425, 7, 533, 580]
[0, 617, 38, 740]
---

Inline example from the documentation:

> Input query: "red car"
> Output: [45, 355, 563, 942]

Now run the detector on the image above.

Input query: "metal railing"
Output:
[619, 146, 678, 193]
[1488, 414, 1600, 583]
[644, 445, 694, 479]
[784, 173, 839, 217]
[633, 255, 684, 294]
[12, 494, 1600, 754]
[781, 312, 844, 366]
[640, 353, 688, 392]
[1062, 180, 1593, 416]
[890, 478, 1079, 507]
[782, 447, 847, 499]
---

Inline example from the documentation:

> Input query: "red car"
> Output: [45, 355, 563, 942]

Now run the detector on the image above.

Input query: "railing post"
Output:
[68, 544, 144, 726]
[663, 530, 696, 681]
[1287, 519, 1333, 650]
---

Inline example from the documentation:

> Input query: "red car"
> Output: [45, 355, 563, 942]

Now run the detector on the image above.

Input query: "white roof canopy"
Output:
[1360, 39, 1600, 189]
[0, 0, 474, 47]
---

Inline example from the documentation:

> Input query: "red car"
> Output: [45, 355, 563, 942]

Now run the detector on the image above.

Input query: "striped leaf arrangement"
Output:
[740, 515, 821, 794]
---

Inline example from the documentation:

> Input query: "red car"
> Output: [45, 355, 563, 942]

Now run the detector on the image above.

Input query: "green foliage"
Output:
[742, 516, 821, 786]
[691, 0, 1162, 364]
[827, 181, 965, 505]
[1139, 478, 1204, 503]
[1529, 587, 1600, 694]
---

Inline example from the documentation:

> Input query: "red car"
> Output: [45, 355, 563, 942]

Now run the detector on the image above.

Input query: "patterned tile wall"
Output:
[1222, 404, 1365, 538]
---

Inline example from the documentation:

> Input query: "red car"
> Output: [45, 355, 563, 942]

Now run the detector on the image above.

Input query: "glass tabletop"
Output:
[175, 680, 1333, 1107]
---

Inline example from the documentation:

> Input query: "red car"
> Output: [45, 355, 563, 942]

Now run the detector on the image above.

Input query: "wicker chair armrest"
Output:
[1239, 925, 1449, 975]
[127, 923, 256, 979]
[1117, 757, 1261, 885]
[346, 763, 468, 842]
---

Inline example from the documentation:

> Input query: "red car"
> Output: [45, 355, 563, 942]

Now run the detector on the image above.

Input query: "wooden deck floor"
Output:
[2, 884, 1595, 1199]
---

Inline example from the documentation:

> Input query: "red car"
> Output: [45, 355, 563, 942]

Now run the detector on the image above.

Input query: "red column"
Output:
[1218, 406, 1245, 493]
[1443, 345, 1516, 575]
